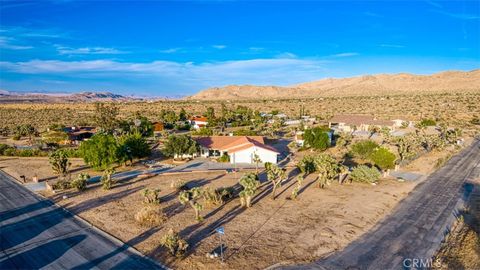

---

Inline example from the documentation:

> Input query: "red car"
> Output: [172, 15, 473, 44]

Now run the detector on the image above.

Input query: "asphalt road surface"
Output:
[282, 139, 480, 270]
[0, 171, 166, 270]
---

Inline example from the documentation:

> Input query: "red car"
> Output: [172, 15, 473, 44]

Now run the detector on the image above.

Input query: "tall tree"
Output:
[304, 127, 331, 150]
[162, 135, 198, 159]
[79, 134, 119, 170]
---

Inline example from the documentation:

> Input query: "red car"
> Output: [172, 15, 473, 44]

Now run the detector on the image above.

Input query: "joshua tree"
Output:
[313, 154, 339, 188]
[160, 229, 189, 257]
[265, 162, 286, 200]
[252, 153, 262, 174]
[290, 175, 303, 200]
[338, 164, 349, 184]
[239, 173, 260, 208]
[49, 149, 71, 177]
[179, 187, 204, 221]
[71, 173, 90, 191]
[142, 188, 161, 204]
[101, 167, 116, 190]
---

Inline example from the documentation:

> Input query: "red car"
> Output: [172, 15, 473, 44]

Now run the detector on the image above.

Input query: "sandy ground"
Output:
[0, 157, 87, 182]
[36, 167, 417, 270]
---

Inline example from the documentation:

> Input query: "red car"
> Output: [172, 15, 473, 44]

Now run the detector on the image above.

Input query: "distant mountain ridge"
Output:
[188, 69, 480, 100]
[0, 91, 137, 103]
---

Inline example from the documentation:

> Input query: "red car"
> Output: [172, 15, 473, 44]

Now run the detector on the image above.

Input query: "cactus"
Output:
[179, 187, 204, 221]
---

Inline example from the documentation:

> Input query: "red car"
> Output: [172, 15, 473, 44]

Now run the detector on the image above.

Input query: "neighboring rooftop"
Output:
[329, 115, 394, 126]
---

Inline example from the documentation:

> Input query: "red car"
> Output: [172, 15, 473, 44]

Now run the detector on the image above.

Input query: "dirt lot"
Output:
[35, 167, 416, 270]
[0, 157, 87, 182]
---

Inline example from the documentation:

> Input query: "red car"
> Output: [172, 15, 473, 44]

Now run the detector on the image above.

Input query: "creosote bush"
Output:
[350, 165, 381, 183]
[203, 186, 234, 207]
[134, 206, 166, 227]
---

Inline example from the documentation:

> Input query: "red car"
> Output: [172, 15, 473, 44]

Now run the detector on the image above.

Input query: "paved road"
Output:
[0, 171, 166, 270]
[282, 139, 480, 270]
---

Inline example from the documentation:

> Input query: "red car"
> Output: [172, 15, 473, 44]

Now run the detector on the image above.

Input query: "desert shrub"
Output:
[350, 140, 379, 160]
[170, 180, 187, 191]
[52, 178, 71, 190]
[12, 134, 21, 141]
[134, 206, 166, 226]
[192, 127, 213, 136]
[350, 165, 381, 183]
[160, 229, 189, 257]
[370, 147, 396, 171]
[71, 173, 89, 191]
[203, 187, 234, 207]
[233, 128, 258, 136]
[217, 153, 230, 163]
[3, 147, 16, 156]
[142, 188, 161, 204]
[419, 118, 437, 127]
[0, 144, 13, 155]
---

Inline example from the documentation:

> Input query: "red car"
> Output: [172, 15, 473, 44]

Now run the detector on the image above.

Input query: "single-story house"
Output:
[329, 115, 403, 133]
[194, 136, 279, 164]
[64, 126, 96, 144]
[189, 116, 208, 130]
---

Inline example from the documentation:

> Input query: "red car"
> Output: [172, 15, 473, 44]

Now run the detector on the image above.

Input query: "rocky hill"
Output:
[188, 69, 480, 100]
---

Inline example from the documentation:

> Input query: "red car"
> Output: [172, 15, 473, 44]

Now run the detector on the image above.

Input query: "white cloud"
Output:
[379, 44, 405, 48]
[0, 36, 33, 50]
[159, 48, 182, 54]
[56, 45, 128, 55]
[0, 57, 329, 87]
[329, 52, 359, 57]
[275, 52, 297, 59]
[212, 44, 227, 49]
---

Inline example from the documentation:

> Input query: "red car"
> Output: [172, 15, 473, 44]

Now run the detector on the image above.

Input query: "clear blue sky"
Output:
[0, 0, 479, 97]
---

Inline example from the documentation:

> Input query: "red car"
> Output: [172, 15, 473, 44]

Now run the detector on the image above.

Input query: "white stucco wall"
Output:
[229, 146, 278, 164]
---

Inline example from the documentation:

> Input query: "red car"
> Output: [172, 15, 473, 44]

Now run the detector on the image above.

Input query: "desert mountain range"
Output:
[188, 69, 480, 100]
[0, 91, 137, 103]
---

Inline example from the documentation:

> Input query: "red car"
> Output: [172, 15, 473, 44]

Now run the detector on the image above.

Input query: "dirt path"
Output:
[280, 139, 480, 270]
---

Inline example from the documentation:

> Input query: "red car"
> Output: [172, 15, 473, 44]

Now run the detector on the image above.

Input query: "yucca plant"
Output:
[239, 173, 260, 208]
[179, 187, 204, 221]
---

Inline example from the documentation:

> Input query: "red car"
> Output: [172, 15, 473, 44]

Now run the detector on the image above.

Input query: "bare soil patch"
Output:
[40, 167, 416, 269]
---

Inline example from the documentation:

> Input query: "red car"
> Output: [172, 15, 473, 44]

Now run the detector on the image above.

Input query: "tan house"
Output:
[328, 115, 402, 133]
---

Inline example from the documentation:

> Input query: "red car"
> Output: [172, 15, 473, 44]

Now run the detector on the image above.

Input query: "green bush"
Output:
[350, 140, 379, 160]
[303, 127, 331, 150]
[370, 147, 396, 171]
[12, 135, 21, 140]
[350, 165, 381, 183]
[217, 153, 230, 163]
[0, 144, 14, 155]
